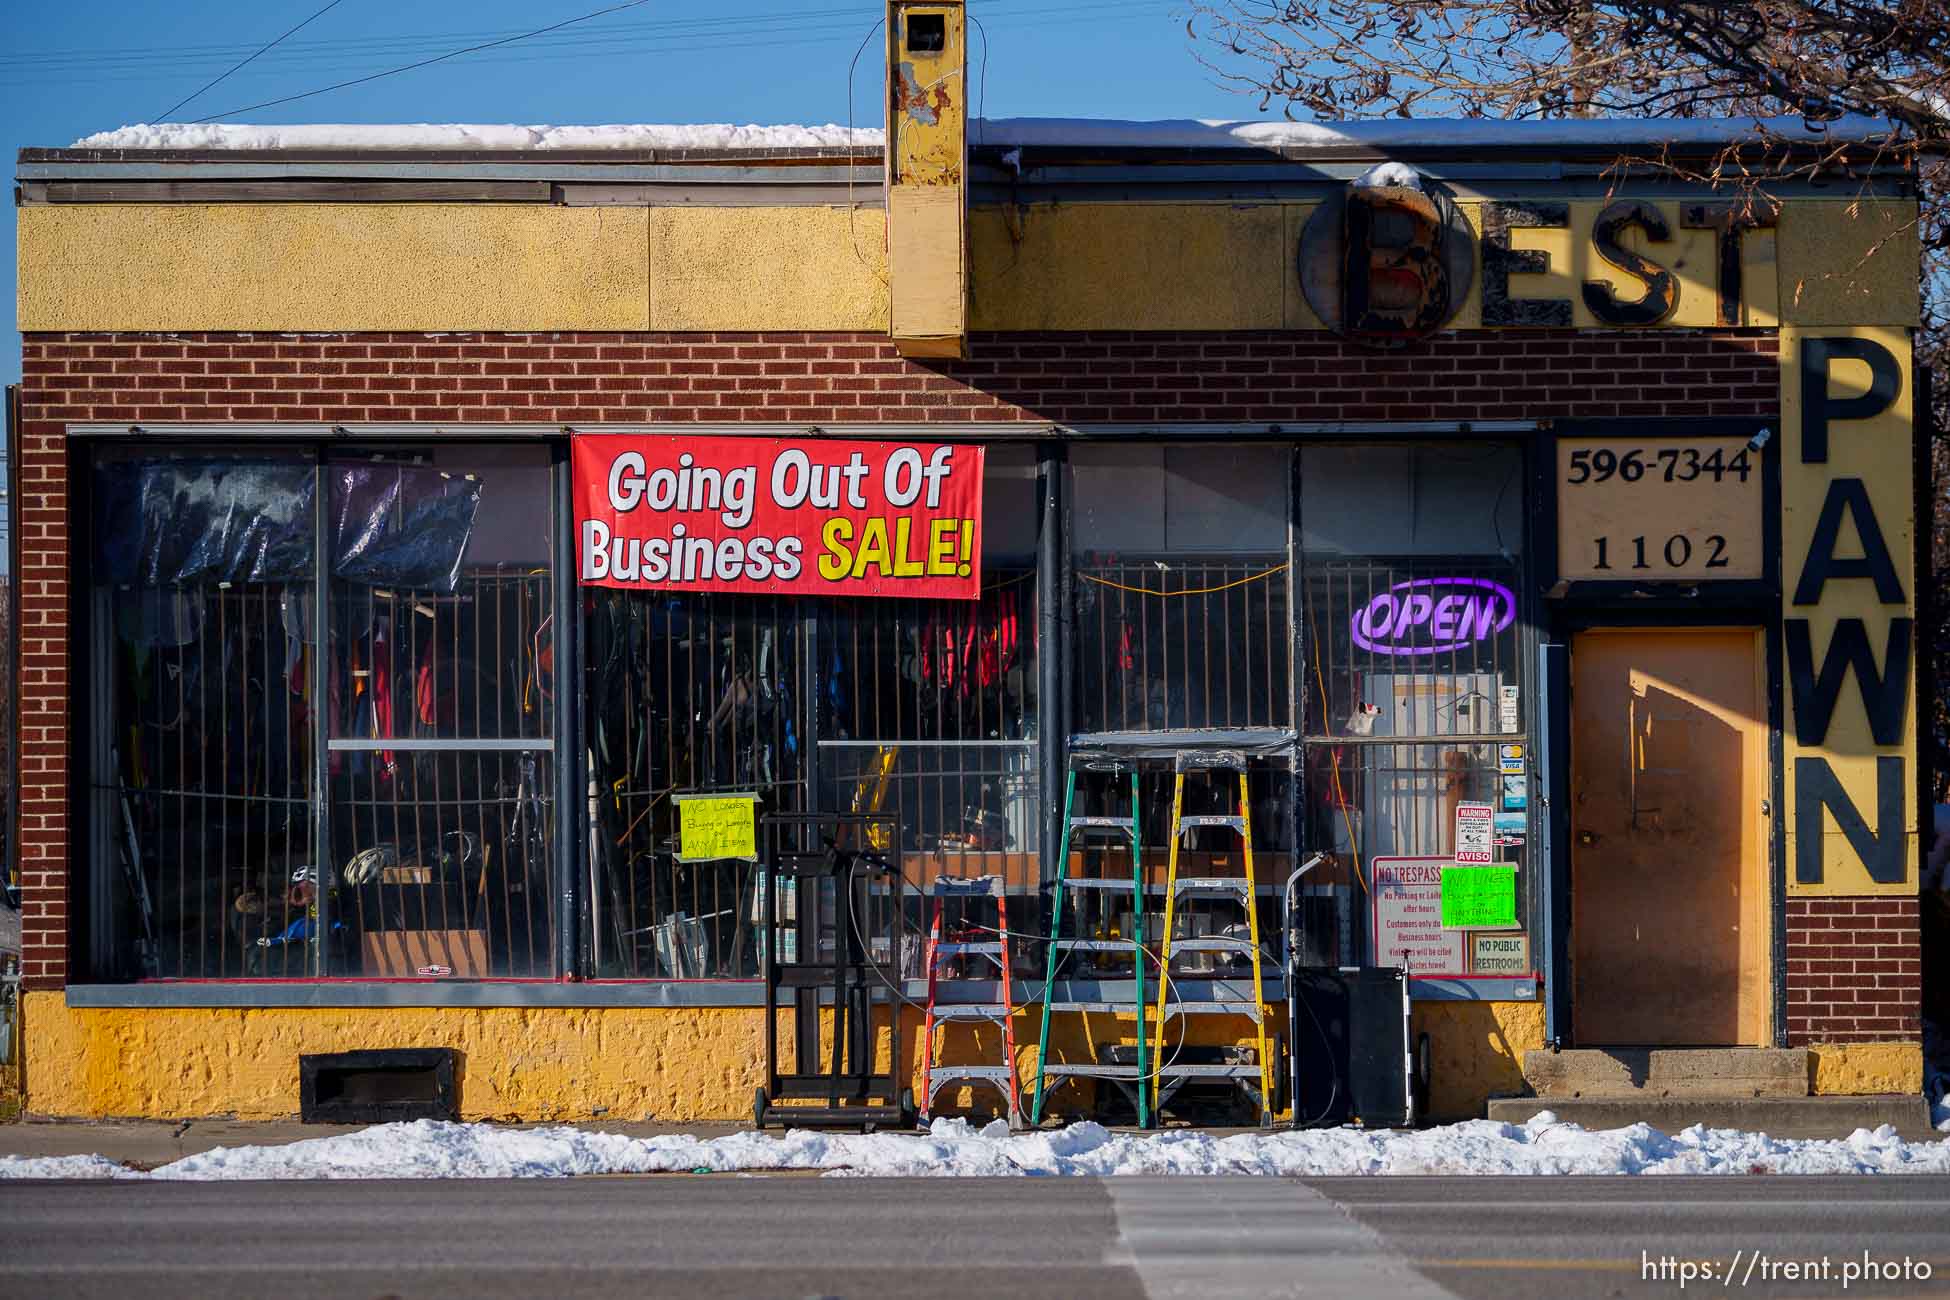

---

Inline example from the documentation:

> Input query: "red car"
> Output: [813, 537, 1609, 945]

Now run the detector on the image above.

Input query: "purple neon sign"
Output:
[1349, 577, 1516, 657]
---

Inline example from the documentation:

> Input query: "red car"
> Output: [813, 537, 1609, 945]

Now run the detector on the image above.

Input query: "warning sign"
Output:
[1370, 856, 1465, 976]
[1453, 801, 1494, 864]
[1472, 933, 1530, 975]
[676, 793, 759, 862]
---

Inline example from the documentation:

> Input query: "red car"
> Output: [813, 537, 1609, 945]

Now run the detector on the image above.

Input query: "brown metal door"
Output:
[1570, 628, 1769, 1045]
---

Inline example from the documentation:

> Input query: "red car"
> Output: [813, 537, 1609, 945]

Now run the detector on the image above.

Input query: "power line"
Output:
[190, 0, 661, 123]
[156, 0, 350, 121]
[3, 4, 869, 69]
[3, 0, 1171, 75]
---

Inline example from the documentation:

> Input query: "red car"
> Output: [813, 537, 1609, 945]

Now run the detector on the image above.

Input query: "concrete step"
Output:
[1486, 1094, 1935, 1142]
[1522, 1048, 1809, 1099]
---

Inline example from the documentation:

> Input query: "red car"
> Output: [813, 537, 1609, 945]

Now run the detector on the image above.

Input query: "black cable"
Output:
[157, 0, 348, 122]
[190, 0, 658, 124]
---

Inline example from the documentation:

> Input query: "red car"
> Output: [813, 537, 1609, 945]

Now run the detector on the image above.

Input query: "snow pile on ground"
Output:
[71, 122, 883, 151]
[5, 1113, 1950, 1181]
[72, 114, 1898, 154]
[1925, 1019, 1950, 1132]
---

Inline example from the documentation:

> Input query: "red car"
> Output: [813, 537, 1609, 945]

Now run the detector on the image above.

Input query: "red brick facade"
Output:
[1784, 897, 1922, 1043]
[20, 325, 1902, 1034]
[19, 328, 1779, 427]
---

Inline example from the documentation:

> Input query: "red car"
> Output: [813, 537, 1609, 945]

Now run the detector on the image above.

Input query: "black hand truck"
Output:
[753, 812, 916, 1131]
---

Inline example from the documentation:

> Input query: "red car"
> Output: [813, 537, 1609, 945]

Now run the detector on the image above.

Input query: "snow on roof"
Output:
[977, 114, 1898, 150]
[70, 122, 884, 151]
[70, 113, 1897, 154]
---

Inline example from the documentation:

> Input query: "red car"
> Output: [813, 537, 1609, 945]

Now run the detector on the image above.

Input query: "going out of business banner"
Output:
[573, 434, 984, 599]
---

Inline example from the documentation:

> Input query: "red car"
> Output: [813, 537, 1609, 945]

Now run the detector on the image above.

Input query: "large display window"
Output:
[1299, 444, 1532, 973]
[88, 445, 559, 981]
[78, 433, 1534, 990]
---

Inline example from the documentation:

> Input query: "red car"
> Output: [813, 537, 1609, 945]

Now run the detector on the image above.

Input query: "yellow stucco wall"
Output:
[18, 193, 1904, 337]
[17, 204, 653, 333]
[1413, 999, 1547, 1123]
[22, 991, 1286, 1122]
[24, 990, 1566, 1123]
[1776, 198, 1921, 327]
[1808, 1041, 1923, 1096]
[648, 206, 889, 332]
[969, 203, 1296, 331]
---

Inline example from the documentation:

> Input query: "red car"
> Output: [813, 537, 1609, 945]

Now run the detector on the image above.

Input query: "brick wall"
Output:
[19, 328, 1780, 427]
[13, 326, 1783, 990]
[1784, 898, 1921, 1043]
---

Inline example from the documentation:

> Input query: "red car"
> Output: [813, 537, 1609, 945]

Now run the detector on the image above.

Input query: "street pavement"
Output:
[4, 1174, 1950, 1299]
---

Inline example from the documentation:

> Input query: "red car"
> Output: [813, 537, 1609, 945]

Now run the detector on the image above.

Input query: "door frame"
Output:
[1565, 624, 1773, 1046]
[1530, 417, 1786, 1049]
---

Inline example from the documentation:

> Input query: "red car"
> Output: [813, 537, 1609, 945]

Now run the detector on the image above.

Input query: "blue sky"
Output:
[0, 0, 1248, 388]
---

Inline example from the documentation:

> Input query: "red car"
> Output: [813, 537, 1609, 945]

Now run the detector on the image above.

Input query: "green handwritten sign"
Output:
[677, 794, 759, 862]
[1440, 865, 1517, 929]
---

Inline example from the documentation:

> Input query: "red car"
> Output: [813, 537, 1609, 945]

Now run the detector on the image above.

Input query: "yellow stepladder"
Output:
[1151, 749, 1275, 1126]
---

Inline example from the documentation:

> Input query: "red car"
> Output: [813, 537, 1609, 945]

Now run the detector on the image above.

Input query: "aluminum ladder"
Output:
[1150, 750, 1276, 1126]
[1030, 756, 1150, 1128]
[919, 874, 1023, 1130]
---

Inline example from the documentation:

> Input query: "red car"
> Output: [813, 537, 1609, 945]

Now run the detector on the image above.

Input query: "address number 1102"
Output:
[1589, 532, 1730, 571]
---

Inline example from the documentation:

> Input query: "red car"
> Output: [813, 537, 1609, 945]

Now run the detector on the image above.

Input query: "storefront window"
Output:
[93, 453, 317, 980]
[88, 446, 559, 981]
[81, 435, 1535, 987]
[584, 588, 806, 978]
[1071, 445, 1291, 734]
[327, 448, 556, 979]
[816, 445, 1041, 893]
[582, 445, 1039, 977]
[1299, 445, 1531, 972]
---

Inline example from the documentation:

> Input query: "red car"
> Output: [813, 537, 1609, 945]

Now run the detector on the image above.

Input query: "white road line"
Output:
[1104, 1177, 1457, 1300]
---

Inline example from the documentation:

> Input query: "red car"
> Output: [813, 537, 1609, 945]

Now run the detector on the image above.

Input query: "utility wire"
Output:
[156, 0, 349, 122]
[9, 0, 1174, 78]
[190, 0, 659, 123]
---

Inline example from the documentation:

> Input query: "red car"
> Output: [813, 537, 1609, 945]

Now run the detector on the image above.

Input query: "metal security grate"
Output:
[1071, 556, 1290, 734]
[107, 583, 316, 980]
[584, 589, 808, 979]
[819, 571, 1038, 891]
[328, 569, 556, 979]
[1300, 559, 1523, 741]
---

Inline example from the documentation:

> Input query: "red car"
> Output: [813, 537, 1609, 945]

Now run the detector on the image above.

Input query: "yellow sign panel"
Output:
[1556, 436, 1763, 580]
[677, 794, 759, 862]
[1780, 326, 1917, 895]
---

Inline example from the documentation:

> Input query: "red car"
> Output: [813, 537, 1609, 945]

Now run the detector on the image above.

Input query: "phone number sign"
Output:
[1556, 436, 1763, 581]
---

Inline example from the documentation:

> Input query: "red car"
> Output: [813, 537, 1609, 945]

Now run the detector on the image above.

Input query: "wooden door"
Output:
[1570, 628, 1769, 1045]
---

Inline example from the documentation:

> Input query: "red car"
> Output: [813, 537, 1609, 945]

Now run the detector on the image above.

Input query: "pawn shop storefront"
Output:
[10, 97, 1930, 1120]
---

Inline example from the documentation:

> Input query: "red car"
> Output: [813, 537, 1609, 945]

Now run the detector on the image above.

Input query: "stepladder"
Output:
[1151, 749, 1277, 1126]
[1031, 754, 1150, 1128]
[919, 874, 1023, 1130]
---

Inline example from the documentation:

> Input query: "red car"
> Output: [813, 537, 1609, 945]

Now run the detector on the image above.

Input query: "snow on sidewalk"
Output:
[4, 1113, 1950, 1180]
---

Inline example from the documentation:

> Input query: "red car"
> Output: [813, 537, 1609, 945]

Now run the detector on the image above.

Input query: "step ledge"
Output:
[1522, 1048, 1810, 1099]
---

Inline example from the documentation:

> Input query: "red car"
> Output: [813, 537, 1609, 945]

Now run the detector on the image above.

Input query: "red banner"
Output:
[573, 435, 985, 599]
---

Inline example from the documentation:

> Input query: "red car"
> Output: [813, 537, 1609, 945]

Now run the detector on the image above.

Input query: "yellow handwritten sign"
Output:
[677, 794, 759, 862]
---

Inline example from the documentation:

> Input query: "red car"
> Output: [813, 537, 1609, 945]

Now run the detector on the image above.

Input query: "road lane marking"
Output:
[1104, 1177, 1456, 1299]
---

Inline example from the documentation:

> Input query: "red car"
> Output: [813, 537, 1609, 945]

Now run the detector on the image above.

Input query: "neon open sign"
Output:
[1350, 577, 1517, 657]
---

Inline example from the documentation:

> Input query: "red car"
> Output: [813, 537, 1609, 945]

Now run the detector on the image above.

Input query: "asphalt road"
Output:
[2, 1175, 1948, 1300]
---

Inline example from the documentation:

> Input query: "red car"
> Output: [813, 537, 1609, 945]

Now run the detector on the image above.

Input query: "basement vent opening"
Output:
[906, 12, 946, 53]
[300, 1048, 458, 1124]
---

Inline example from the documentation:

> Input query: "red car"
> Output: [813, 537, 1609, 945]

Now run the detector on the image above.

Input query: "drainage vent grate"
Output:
[299, 1048, 458, 1124]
